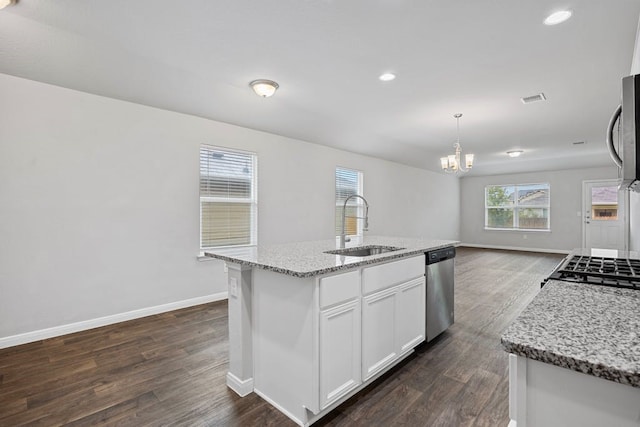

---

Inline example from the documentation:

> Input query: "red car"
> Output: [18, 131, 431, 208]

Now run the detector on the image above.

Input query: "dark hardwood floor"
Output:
[0, 248, 564, 426]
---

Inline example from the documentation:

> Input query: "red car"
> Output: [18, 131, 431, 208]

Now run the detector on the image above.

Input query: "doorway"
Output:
[582, 180, 627, 250]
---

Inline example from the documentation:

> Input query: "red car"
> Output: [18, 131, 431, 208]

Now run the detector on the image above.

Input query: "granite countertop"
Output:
[204, 235, 458, 278]
[502, 279, 640, 388]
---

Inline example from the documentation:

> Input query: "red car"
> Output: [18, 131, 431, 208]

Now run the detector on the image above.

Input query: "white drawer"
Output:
[320, 270, 360, 308]
[362, 255, 424, 295]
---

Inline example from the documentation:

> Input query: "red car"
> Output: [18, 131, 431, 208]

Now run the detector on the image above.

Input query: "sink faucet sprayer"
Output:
[339, 194, 369, 248]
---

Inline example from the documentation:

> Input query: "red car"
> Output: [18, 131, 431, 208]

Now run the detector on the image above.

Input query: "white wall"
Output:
[0, 73, 459, 345]
[460, 167, 617, 252]
[631, 15, 640, 75]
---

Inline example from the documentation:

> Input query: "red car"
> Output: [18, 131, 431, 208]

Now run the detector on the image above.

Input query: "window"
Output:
[335, 167, 364, 237]
[590, 186, 618, 221]
[200, 146, 257, 248]
[485, 183, 550, 230]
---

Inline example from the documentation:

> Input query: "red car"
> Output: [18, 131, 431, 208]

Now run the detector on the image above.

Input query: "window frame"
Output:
[589, 185, 620, 222]
[484, 182, 551, 232]
[199, 145, 258, 250]
[335, 166, 364, 238]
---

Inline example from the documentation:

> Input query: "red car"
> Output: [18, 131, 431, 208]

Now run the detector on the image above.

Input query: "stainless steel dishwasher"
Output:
[425, 247, 455, 342]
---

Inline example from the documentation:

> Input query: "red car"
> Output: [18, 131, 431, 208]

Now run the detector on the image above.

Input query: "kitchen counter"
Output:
[502, 249, 640, 427]
[204, 235, 457, 278]
[211, 235, 457, 426]
[501, 279, 640, 388]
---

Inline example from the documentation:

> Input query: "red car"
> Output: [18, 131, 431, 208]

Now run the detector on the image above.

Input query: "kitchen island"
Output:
[502, 272, 640, 427]
[205, 236, 457, 426]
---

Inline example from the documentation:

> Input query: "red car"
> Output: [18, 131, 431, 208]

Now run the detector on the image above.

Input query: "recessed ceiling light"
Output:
[544, 10, 572, 26]
[0, 0, 16, 9]
[379, 73, 396, 82]
[507, 150, 524, 158]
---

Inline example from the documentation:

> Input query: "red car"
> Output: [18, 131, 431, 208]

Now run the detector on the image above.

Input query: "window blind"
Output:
[200, 146, 257, 248]
[335, 167, 363, 236]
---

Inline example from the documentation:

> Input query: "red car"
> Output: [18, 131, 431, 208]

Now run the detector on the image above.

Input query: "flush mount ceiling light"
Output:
[249, 79, 279, 98]
[0, 0, 16, 9]
[507, 150, 524, 158]
[544, 10, 572, 25]
[379, 73, 396, 82]
[440, 113, 474, 174]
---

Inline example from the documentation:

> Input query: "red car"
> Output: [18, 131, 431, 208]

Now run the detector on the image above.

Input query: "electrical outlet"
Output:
[230, 277, 238, 298]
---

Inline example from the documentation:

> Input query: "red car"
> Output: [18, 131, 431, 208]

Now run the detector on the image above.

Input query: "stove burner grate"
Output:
[546, 255, 640, 290]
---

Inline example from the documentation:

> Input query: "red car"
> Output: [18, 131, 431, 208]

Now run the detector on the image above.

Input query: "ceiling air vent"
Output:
[521, 93, 546, 104]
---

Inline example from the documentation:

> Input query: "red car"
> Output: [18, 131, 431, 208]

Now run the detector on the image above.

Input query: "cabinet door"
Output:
[362, 287, 397, 381]
[319, 299, 361, 409]
[319, 270, 360, 309]
[397, 277, 426, 355]
[362, 255, 424, 295]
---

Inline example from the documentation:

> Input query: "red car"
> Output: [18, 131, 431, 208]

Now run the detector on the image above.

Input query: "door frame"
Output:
[581, 179, 629, 251]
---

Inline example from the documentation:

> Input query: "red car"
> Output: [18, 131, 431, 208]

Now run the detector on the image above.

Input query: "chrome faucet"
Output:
[339, 194, 369, 248]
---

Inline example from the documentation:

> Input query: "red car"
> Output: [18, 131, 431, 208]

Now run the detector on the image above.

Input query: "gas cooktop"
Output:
[546, 254, 640, 290]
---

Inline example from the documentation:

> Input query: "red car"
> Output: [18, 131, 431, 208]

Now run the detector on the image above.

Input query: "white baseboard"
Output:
[254, 387, 304, 427]
[460, 243, 570, 255]
[252, 350, 417, 427]
[0, 292, 228, 349]
[226, 372, 254, 397]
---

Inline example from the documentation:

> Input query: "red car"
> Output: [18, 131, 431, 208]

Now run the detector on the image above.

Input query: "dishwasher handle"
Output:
[426, 247, 456, 265]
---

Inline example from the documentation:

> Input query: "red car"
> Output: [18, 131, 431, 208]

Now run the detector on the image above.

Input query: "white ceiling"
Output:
[1, 0, 639, 176]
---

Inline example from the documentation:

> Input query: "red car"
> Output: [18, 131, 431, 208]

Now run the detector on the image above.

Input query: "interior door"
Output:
[583, 181, 625, 250]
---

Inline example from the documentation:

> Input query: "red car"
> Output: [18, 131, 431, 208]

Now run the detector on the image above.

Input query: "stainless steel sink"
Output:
[324, 245, 404, 257]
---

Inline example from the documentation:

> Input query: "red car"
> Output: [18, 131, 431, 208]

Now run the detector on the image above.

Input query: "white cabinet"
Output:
[318, 270, 361, 408]
[508, 354, 640, 427]
[362, 287, 398, 380]
[361, 258, 426, 381]
[362, 255, 424, 294]
[319, 299, 361, 409]
[250, 254, 426, 426]
[397, 278, 426, 354]
[320, 270, 360, 308]
[362, 277, 426, 381]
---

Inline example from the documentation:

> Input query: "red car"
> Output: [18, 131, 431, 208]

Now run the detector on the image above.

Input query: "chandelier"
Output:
[440, 113, 474, 174]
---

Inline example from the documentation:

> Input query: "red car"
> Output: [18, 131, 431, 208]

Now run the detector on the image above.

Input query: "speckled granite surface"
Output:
[204, 236, 457, 277]
[502, 279, 640, 388]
